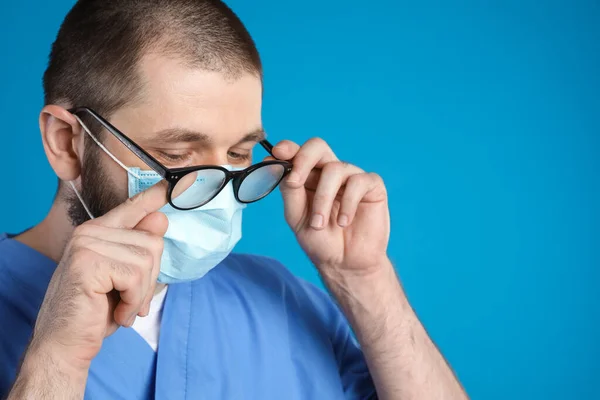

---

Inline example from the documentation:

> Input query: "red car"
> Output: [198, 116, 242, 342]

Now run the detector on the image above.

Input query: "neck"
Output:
[14, 198, 75, 263]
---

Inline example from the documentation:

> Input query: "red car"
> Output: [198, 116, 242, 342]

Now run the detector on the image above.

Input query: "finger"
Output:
[338, 173, 383, 227]
[87, 252, 147, 327]
[271, 140, 301, 161]
[74, 217, 166, 317]
[278, 138, 338, 228]
[135, 211, 169, 239]
[75, 222, 166, 248]
[309, 162, 363, 230]
[93, 180, 170, 230]
[74, 235, 154, 269]
[302, 168, 324, 193]
[106, 289, 120, 333]
[284, 138, 338, 188]
[134, 212, 167, 315]
[112, 267, 148, 327]
[274, 140, 304, 228]
[80, 238, 153, 325]
[139, 261, 163, 317]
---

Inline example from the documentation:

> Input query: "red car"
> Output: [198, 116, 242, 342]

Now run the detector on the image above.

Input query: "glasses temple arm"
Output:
[68, 107, 168, 178]
[260, 140, 274, 155]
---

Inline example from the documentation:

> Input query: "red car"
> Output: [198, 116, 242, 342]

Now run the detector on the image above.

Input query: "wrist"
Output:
[323, 258, 408, 308]
[322, 259, 418, 349]
[320, 256, 398, 289]
[8, 342, 89, 400]
[24, 339, 91, 379]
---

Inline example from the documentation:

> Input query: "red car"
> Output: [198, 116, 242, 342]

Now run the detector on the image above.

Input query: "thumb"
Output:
[134, 211, 169, 237]
[262, 154, 307, 230]
[134, 211, 167, 316]
[279, 174, 308, 232]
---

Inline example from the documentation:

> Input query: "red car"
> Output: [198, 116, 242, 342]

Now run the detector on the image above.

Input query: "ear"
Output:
[39, 105, 83, 182]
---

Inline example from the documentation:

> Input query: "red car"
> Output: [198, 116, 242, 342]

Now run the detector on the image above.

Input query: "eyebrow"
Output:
[149, 127, 266, 145]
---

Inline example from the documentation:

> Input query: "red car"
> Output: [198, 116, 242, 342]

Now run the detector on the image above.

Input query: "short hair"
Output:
[43, 0, 262, 118]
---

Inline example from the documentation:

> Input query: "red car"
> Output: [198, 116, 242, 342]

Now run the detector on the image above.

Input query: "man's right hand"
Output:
[28, 180, 170, 370]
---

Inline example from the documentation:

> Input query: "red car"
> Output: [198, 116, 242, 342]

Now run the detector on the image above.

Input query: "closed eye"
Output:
[228, 151, 251, 162]
[155, 151, 192, 163]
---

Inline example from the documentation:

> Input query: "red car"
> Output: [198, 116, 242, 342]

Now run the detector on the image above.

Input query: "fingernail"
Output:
[311, 214, 324, 229]
[338, 214, 349, 227]
[287, 172, 300, 184]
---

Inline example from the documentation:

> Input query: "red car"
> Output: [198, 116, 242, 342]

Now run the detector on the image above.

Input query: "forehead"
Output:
[110, 53, 263, 143]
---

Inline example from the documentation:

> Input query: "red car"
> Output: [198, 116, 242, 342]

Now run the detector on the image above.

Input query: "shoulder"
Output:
[0, 233, 46, 396]
[0, 233, 56, 318]
[0, 233, 55, 291]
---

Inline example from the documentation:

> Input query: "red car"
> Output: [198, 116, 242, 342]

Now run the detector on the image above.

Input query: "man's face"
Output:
[67, 54, 264, 225]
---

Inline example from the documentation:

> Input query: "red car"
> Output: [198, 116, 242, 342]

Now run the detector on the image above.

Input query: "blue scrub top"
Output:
[0, 233, 376, 399]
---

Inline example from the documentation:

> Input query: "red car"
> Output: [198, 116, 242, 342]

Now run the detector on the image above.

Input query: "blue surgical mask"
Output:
[69, 117, 246, 283]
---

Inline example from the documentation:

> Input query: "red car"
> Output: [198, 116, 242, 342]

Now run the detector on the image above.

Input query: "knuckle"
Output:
[368, 172, 384, 184]
[322, 161, 343, 174]
[120, 263, 143, 287]
[312, 193, 330, 206]
[119, 265, 143, 293]
[293, 152, 310, 165]
[141, 251, 154, 268]
[323, 161, 356, 177]
[134, 231, 163, 259]
[73, 223, 94, 238]
[347, 173, 365, 185]
[69, 234, 89, 250]
[128, 245, 153, 267]
[133, 265, 145, 285]
[307, 137, 326, 147]
[113, 260, 133, 278]
[69, 247, 98, 268]
[135, 244, 150, 257]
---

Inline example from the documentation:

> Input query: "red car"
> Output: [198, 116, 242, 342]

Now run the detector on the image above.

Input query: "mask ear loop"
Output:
[68, 181, 95, 220]
[67, 114, 144, 220]
[72, 115, 141, 180]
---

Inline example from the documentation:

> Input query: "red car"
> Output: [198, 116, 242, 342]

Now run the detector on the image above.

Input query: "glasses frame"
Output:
[68, 106, 293, 210]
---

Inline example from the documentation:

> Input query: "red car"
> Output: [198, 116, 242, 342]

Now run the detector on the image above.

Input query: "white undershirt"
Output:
[131, 286, 168, 352]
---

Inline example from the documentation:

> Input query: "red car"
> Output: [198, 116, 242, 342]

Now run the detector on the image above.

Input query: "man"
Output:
[0, 0, 467, 399]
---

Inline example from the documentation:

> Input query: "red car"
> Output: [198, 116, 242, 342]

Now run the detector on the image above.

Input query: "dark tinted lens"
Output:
[238, 163, 286, 202]
[171, 169, 227, 209]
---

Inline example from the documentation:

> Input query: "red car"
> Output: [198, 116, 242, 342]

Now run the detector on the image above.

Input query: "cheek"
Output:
[98, 153, 131, 197]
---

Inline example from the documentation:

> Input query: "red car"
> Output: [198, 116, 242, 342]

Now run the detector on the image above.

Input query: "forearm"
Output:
[322, 260, 468, 400]
[7, 343, 88, 400]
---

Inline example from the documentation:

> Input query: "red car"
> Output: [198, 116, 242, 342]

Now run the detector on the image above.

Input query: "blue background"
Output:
[0, 1, 598, 398]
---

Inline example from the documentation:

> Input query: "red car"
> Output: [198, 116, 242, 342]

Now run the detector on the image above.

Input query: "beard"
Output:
[66, 143, 127, 226]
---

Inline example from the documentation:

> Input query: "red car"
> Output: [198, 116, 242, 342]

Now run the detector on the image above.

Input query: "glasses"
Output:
[68, 107, 293, 211]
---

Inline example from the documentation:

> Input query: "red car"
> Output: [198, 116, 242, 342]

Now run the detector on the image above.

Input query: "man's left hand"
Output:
[272, 138, 390, 276]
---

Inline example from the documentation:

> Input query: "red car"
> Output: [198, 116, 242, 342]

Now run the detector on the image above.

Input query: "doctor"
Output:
[0, 0, 467, 399]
